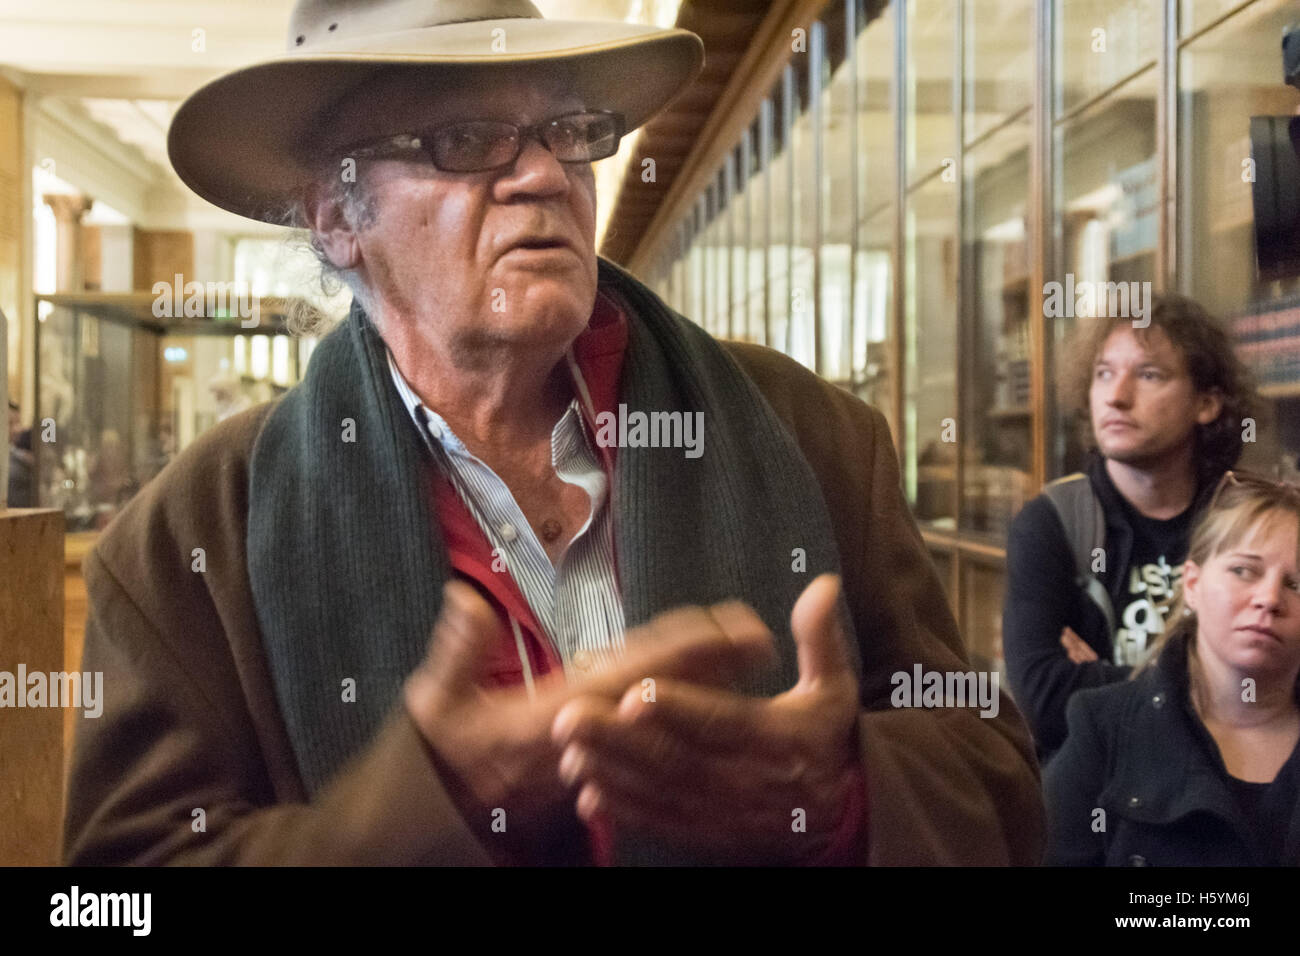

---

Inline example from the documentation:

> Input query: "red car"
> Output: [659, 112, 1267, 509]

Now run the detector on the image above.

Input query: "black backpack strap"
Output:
[1043, 473, 1117, 640]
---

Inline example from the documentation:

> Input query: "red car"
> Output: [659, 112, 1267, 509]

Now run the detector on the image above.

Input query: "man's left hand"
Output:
[551, 574, 862, 865]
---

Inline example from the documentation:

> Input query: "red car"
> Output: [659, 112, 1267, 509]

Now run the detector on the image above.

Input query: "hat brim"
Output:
[167, 18, 704, 225]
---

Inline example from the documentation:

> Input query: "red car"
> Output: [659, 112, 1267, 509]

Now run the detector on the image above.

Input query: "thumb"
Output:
[423, 579, 503, 697]
[790, 573, 852, 690]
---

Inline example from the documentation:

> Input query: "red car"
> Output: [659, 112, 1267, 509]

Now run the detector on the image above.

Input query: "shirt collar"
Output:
[381, 288, 629, 463]
[385, 346, 591, 464]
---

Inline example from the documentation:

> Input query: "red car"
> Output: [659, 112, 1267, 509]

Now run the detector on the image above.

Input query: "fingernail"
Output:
[559, 745, 584, 785]
[552, 702, 580, 744]
[618, 686, 643, 718]
[576, 783, 602, 820]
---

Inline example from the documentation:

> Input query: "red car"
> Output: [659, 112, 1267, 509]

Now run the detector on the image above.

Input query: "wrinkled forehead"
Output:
[325, 65, 589, 145]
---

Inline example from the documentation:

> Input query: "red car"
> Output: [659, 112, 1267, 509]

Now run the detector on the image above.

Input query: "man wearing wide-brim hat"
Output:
[63, 0, 1044, 865]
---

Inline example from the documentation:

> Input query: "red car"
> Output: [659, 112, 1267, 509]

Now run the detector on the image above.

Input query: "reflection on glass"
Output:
[1180, 0, 1257, 39]
[748, 112, 771, 345]
[703, 185, 718, 336]
[35, 299, 300, 530]
[36, 309, 140, 530]
[1178, 0, 1300, 475]
[791, 54, 817, 370]
[1178, 0, 1300, 318]
[1054, 0, 1158, 115]
[821, 5, 854, 380]
[714, 173, 732, 339]
[962, 120, 1034, 537]
[854, 206, 894, 435]
[906, 0, 957, 186]
[1051, 68, 1158, 477]
[770, 73, 794, 355]
[729, 145, 748, 340]
[857, 0, 894, 214]
[854, 0, 896, 433]
[689, 198, 705, 332]
[905, 174, 959, 528]
[964, 0, 1032, 144]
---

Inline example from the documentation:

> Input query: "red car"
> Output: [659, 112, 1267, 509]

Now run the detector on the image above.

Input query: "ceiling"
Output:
[0, 0, 1054, 259]
[0, 0, 687, 234]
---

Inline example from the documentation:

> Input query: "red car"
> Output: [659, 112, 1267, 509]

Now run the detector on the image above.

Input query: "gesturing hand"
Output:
[1060, 625, 1099, 664]
[550, 574, 863, 865]
[403, 580, 779, 860]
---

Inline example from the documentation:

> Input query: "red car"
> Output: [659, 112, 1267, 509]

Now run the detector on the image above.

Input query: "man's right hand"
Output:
[1059, 625, 1099, 664]
[403, 580, 779, 858]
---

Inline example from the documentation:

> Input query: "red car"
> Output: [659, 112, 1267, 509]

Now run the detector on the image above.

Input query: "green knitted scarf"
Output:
[247, 257, 854, 863]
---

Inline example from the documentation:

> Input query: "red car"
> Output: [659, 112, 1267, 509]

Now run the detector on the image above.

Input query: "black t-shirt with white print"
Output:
[1110, 498, 1194, 667]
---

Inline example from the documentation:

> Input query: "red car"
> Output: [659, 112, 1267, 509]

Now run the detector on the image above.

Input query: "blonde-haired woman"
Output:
[1045, 471, 1300, 865]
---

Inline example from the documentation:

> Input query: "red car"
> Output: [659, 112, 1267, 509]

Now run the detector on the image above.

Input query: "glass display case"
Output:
[1054, 0, 1159, 115]
[905, 173, 959, 530]
[962, 120, 1034, 537]
[1051, 67, 1159, 477]
[960, 0, 1034, 541]
[33, 293, 317, 531]
[853, 0, 897, 435]
[906, 0, 957, 188]
[1178, 0, 1300, 475]
[820, 8, 855, 383]
[638, 0, 1300, 672]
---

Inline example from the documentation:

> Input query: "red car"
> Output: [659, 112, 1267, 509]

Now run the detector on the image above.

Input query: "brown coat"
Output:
[63, 340, 1046, 865]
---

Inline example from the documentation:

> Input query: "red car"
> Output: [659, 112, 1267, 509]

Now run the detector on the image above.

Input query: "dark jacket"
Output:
[1044, 633, 1300, 866]
[62, 262, 1045, 866]
[1004, 453, 1219, 759]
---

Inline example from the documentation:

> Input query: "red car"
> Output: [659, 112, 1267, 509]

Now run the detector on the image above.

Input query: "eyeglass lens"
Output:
[432, 114, 620, 171]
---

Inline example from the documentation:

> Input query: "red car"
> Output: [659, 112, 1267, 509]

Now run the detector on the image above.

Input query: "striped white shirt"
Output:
[386, 348, 626, 683]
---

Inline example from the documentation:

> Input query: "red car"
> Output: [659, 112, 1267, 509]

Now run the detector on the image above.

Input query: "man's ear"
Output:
[302, 181, 361, 270]
[1196, 387, 1225, 425]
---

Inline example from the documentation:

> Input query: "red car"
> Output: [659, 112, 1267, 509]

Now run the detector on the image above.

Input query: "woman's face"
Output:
[1183, 512, 1300, 680]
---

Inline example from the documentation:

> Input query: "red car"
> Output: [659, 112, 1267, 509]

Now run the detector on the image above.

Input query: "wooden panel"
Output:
[961, 557, 1007, 674]
[0, 508, 66, 866]
[62, 532, 97, 755]
[132, 229, 195, 291]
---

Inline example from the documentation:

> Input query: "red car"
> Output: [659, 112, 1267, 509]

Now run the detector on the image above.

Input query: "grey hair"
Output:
[273, 162, 382, 337]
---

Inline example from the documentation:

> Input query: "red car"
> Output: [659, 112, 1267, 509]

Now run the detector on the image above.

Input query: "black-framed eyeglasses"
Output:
[341, 110, 626, 173]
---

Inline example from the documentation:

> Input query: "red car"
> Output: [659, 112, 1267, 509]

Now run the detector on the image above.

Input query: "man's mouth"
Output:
[509, 237, 572, 252]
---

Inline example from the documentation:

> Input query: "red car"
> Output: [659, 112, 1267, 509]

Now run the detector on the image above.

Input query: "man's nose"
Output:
[498, 132, 571, 196]
[1107, 371, 1135, 406]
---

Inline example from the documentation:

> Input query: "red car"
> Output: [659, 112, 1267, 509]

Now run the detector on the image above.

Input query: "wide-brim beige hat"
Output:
[167, 0, 705, 225]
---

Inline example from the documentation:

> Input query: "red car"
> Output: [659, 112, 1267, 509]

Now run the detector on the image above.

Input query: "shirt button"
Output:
[426, 420, 443, 440]
[1128, 854, 1147, 867]
[499, 523, 517, 542]
[573, 650, 593, 672]
[1151, 694, 1164, 708]
[1127, 796, 1142, 809]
